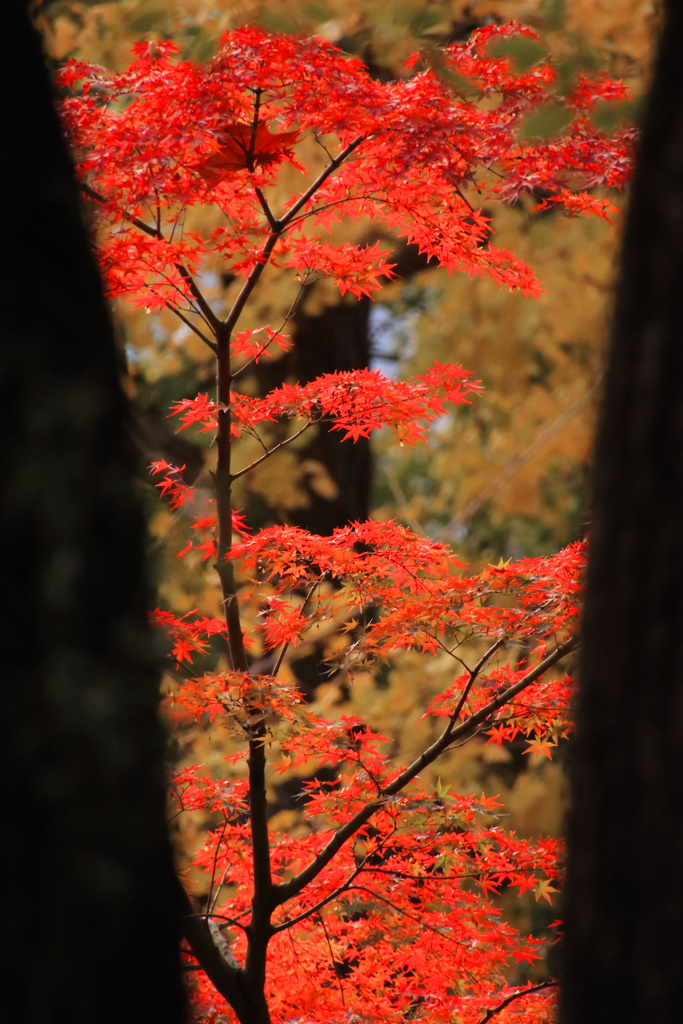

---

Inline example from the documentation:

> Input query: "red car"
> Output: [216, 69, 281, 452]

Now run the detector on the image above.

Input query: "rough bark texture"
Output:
[561, 2, 683, 1020]
[0, 5, 185, 1022]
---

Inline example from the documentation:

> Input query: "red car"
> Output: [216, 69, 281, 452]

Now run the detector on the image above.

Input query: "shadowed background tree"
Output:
[0, 4, 185, 1021]
[561, 1, 683, 1020]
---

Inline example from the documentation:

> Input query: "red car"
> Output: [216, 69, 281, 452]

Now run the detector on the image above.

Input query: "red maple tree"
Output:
[58, 25, 633, 1024]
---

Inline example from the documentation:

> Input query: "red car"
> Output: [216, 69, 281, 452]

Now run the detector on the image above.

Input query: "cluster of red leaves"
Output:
[164, 671, 306, 729]
[282, 238, 397, 298]
[149, 460, 249, 565]
[170, 362, 482, 445]
[151, 608, 226, 666]
[57, 23, 633, 314]
[230, 324, 293, 362]
[60, 21, 631, 1024]
[150, 466, 581, 1020]
[174, 738, 562, 1023]
[148, 472, 581, 1021]
[161, 513, 581, 735]
[154, 501, 580, 1022]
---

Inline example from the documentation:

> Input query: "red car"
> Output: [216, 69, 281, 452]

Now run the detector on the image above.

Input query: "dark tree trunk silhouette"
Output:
[287, 241, 437, 534]
[0, 5, 185, 1022]
[561, 2, 683, 1020]
[287, 292, 374, 533]
[249, 240, 436, 536]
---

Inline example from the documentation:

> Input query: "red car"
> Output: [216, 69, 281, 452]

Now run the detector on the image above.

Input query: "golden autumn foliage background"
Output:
[37, 0, 659, 981]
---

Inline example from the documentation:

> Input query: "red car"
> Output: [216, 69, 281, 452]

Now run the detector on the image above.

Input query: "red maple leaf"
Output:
[194, 122, 300, 186]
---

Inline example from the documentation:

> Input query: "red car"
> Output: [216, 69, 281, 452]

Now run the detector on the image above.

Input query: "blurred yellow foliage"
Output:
[38, 0, 659, 953]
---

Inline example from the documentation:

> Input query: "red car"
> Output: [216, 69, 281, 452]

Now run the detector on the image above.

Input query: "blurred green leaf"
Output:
[255, 11, 301, 35]
[130, 11, 161, 33]
[409, 8, 444, 37]
[420, 45, 481, 97]
[543, 0, 567, 31]
[193, 36, 217, 64]
[591, 96, 644, 130]
[555, 49, 600, 95]
[303, 3, 330, 21]
[520, 103, 572, 140]
[488, 37, 545, 71]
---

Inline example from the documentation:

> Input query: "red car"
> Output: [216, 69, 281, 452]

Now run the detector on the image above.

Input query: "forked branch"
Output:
[476, 980, 558, 1024]
[272, 859, 366, 933]
[231, 419, 314, 481]
[275, 636, 578, 905]
[79, 180, 221, 344]
[176, 876, 255, 1022]
[276, 135, 365, 230]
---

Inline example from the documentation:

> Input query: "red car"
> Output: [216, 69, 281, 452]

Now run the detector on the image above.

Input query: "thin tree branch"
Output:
[231, 419, 313, 481]
[231, 280, 307, 381]
[184, 910, 250, 934]
[476, 980, 558, 1024]
[79, 179, 222, 335]
[443, 636, 577, 747]
[274, 637, 577, 905]
[79, 180, 161, 238]
[270, 577, 322, 680]
[222, 139, 364, 336]
[245, 88, 279, 231]
[206, 820, 229, 917]
[254, 185, 279, 231]
[455, 184, 475, 212]
[277, 135, 365, 230]
[444, 378, 604, 539]
[223, 232, 280, 335]
[167, 302, 218, 353]
[350, 885, 471, 947]
[283, 196, 367, 233]
[175, 876, 258, 1023]
[175, 264, 223, 334]
[318, 911, 347, 1006]
[451, 637, 507, 722]
[272, 860, 366, 933]
[246, 88, 263, 171]
[383, 459, 424, 535]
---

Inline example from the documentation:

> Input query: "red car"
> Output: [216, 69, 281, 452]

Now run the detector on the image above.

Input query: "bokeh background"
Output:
[38, 0, 659, 986]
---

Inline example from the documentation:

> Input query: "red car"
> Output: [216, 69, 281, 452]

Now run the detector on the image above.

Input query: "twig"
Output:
[317, 912, 346, 1007]
[451, 637, 507, 722]
[349, 885, 470, 945]
[444, 378, 604, 539]
[277, 135, 365, 231]
[383, 459, 424, 536]
[231, 279, 307, 381]
[79, 180, 161, 239]
[476, 980, 558, 1024]
[274, 636, 577, 906]
[231, 419, 314, 481]
[167, 302, 218, 353]
[206, 819, 229, 917]
[271, 576, 322, 680]
[272, 859, 366, 932]
[79, 180, 222, 337]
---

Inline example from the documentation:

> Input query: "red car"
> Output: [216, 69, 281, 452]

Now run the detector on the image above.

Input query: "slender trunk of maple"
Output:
[215, 326, 247, 673]
[212, 327, 274, 1022]
[1, 5, 185, 1022]
[561, 3, 683, 1021]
